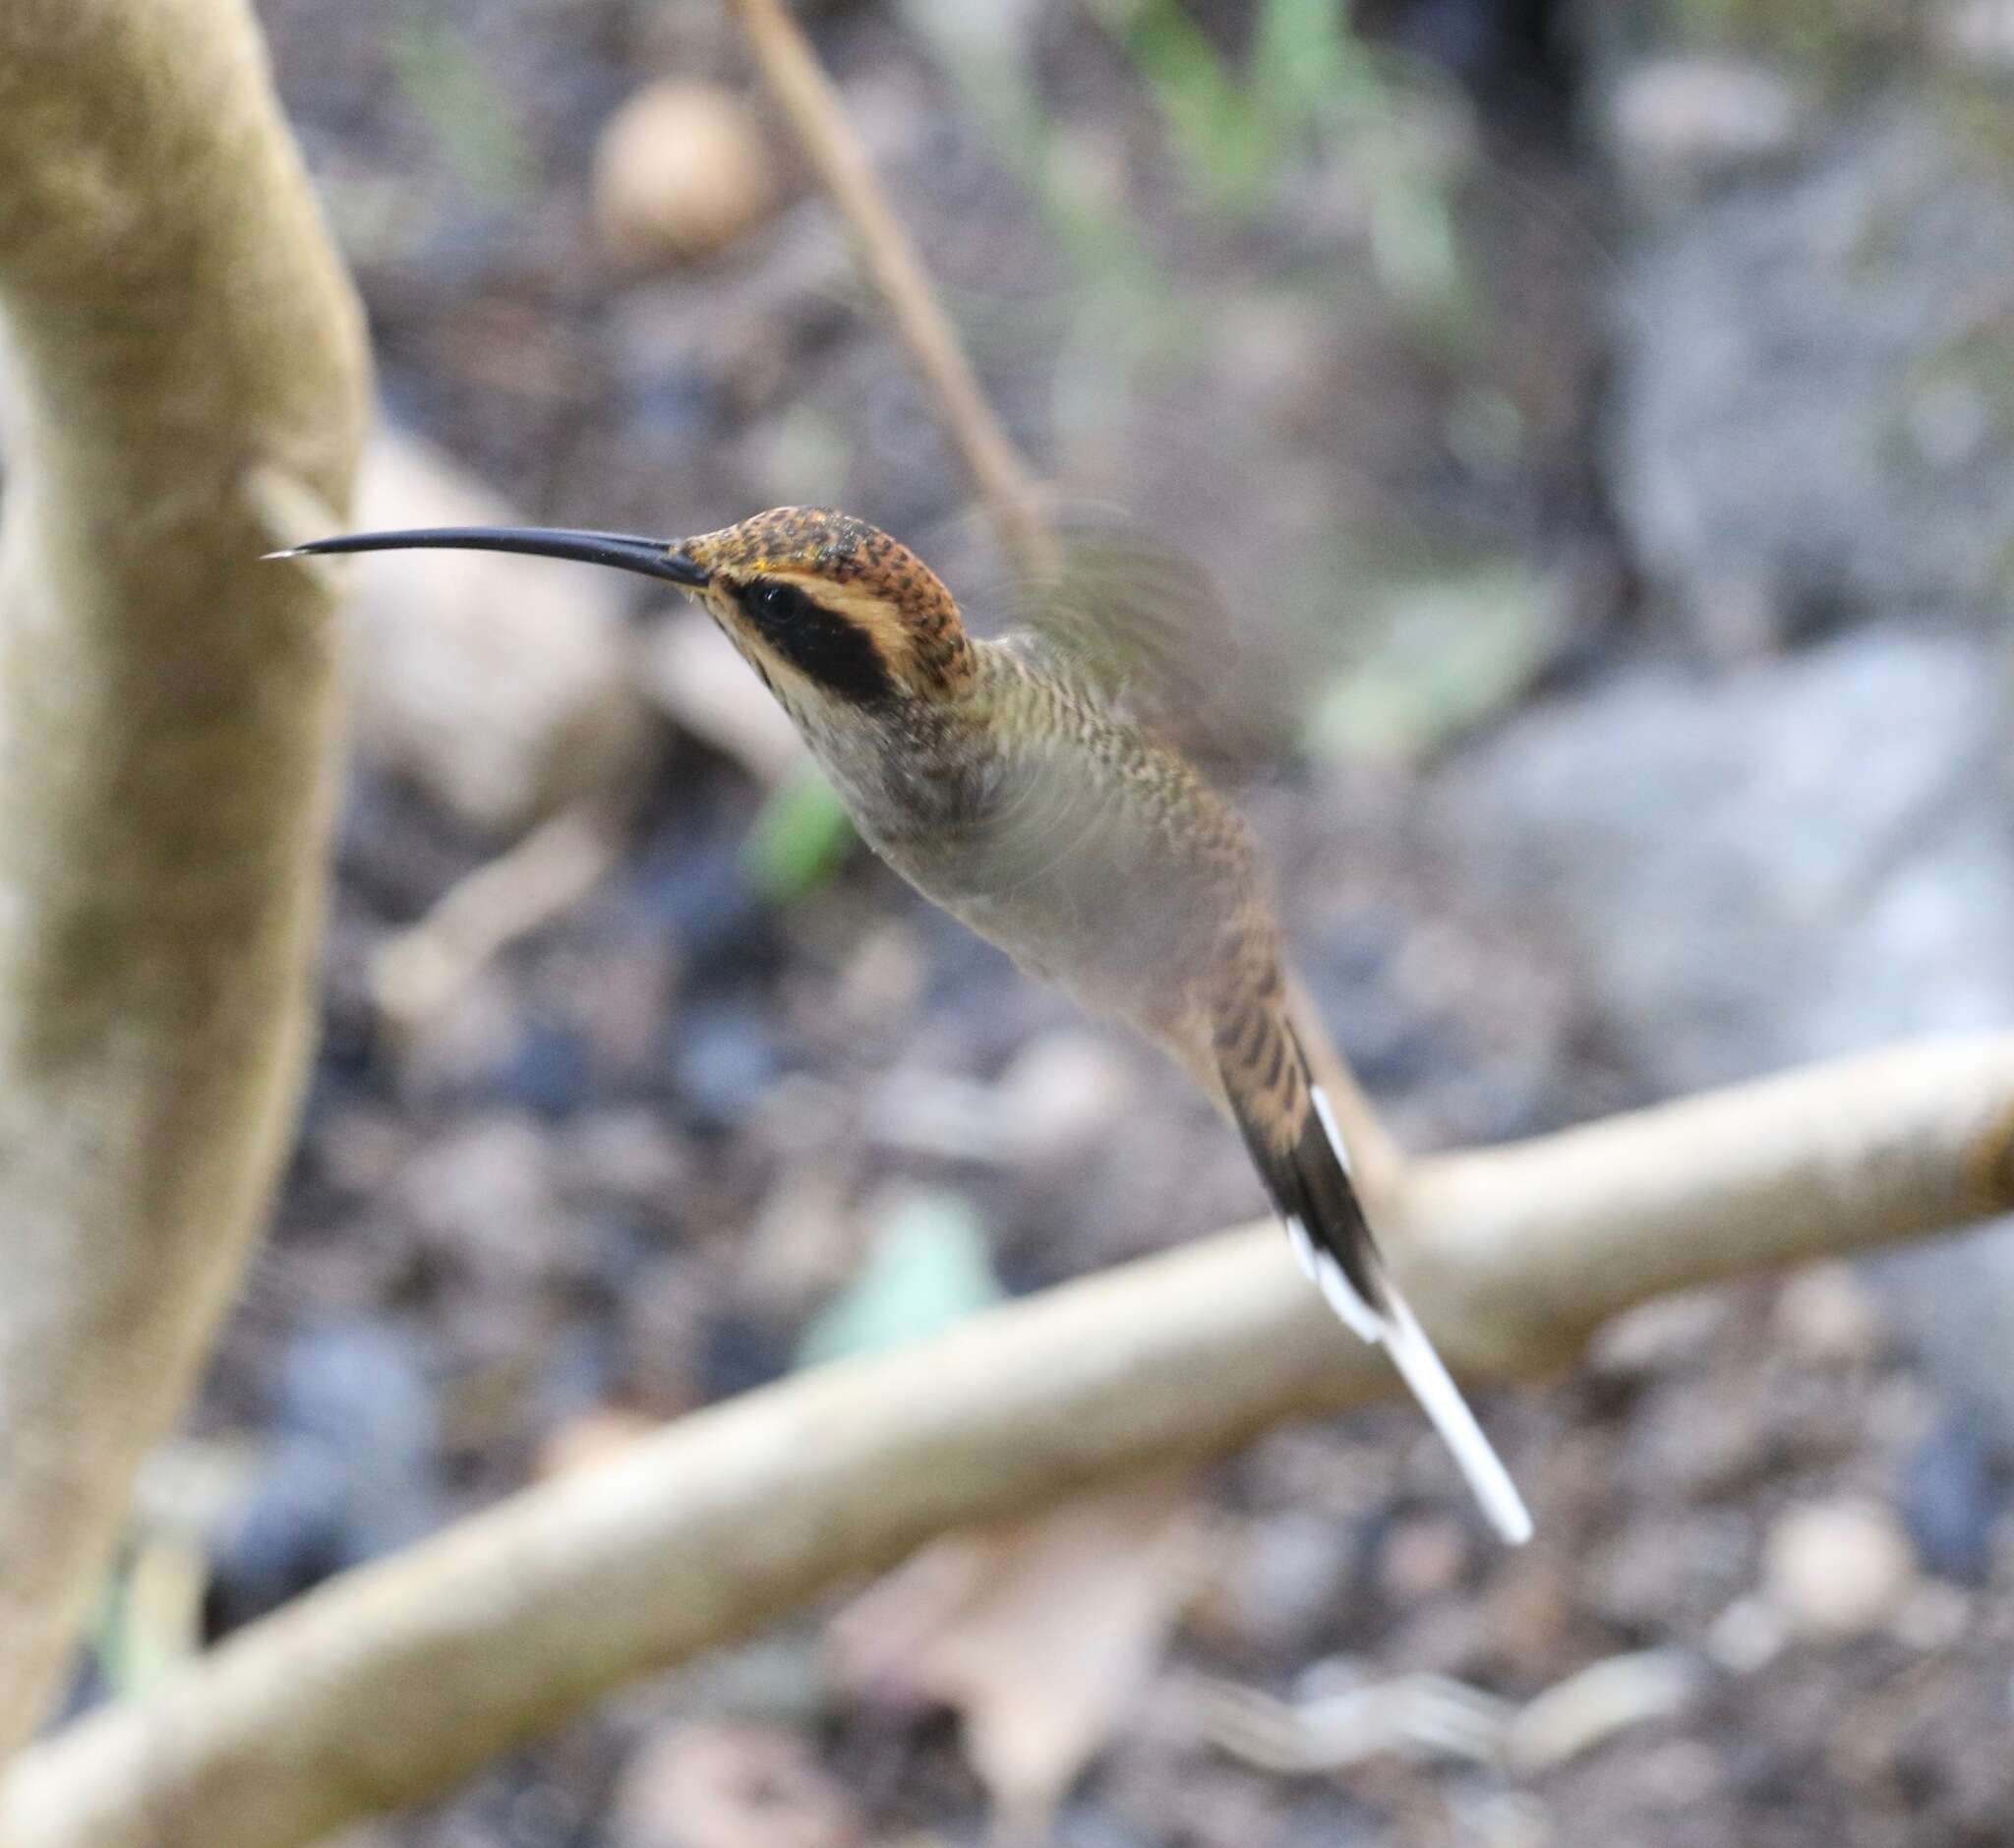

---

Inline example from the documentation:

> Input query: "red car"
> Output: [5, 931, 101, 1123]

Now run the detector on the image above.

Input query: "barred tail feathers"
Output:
[1226, 1029, 1532, 1545]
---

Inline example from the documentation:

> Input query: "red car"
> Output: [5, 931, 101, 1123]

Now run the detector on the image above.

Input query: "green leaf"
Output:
[742, 759, 857, 905]
[1311, 561, 1553, 764]
[796, 1190, 1005, 1368]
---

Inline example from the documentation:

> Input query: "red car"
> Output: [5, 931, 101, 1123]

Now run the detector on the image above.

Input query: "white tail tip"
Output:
[1284, 1214, 1383, 1342]
[1376, 1280, 1534, 1546]
[1288, 1233, 1533, 1545]
[1300, 1084, 1533, 1545]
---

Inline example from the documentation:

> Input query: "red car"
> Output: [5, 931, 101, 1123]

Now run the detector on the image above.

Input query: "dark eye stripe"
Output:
[735, 576, 896, 706]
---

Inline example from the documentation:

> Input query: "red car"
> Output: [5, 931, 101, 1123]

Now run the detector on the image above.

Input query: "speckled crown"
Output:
[684, 507, 971, 692]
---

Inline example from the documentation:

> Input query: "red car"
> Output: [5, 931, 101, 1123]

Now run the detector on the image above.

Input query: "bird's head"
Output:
[274, 507, 974, 720]
[675, 507, 973, 711]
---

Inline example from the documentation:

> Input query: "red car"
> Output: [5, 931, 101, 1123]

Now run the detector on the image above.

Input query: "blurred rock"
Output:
[672, 1001, 784, 1132]
[1629, 1374, 1782, 1504]
[610, 1721, 861, 1848]
[1444, 632, 2013, 1087]
[556, 934, 685, 1085]
[995, 1030, 1139, 1169]
[1376, 1513, 1472, 1605]
[1772, 1265, 1885, 1366]
[1455, 1794, 1557, 1848]
[1475, 1547, 1575, 1676]
[831, 920, 927, 1035]
[1587, 1288, 1729, 1381]
[393, 963, 524, 1099]
[207, 1317, 439, 1632]
[594, 82, 781, 268]
[1607, 107, 2014, 649]
[556, 1107, 690, 1209]
[629, 829, 775, 972]
[1194, 1510, 1358, 1656]
[1932, 0, 2014, 69]
[502, 1016, 596, 1117]
[605, 209, 851, 426]
[622, 1254, 713, 1415]
[1900, 1409, 2007, 1583]
[317, 1105, 420, 1197]
[345, 432, 649, 832]
[1438, 624, 2014, 1428]
[1606, 56, 1805, 201]
[861, 1067, 1018, 1163]
[1891, 1579, 1972, 1651]
[396, 1110, 562, 1285]
[1705, 1593, 1788, 1674]
[736, 1162, 858, 1321]
[1588, 1510, 1751, 1635]
[1762, 1499, 1918, 1639]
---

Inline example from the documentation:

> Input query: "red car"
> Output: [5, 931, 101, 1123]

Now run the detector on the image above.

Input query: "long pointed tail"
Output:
[1225, 1016, 1533, 1544]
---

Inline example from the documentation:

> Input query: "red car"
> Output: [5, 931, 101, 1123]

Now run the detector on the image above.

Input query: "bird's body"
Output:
[856, 627, 1396, 1343]
[277, 506, 1531, 1542]
[843, 635, 1261, 1037]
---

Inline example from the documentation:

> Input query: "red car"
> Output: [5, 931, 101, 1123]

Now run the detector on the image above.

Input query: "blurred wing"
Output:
[1006, 517, 1279, 765]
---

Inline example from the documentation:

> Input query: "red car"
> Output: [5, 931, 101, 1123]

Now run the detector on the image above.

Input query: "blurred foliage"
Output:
[906, 0, 1474, 380]
[1309, 557, 1555, 762]
[742, 759, 858, 906]
[89, 1537, 205, 1699]
[1668, 0, 1925, 70]
[386, 16, 534, 201]
[795, 1189, 1005, 1366]
[1087, 0, 1468, 319]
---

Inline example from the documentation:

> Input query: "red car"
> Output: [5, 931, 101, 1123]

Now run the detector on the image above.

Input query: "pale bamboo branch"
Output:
[730, 0, 1060, 583]
[7, 1035, 2010, 1848]
[0, 0, 368, 1755]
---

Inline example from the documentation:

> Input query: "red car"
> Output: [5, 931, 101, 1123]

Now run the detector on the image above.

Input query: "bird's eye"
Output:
[743, 578, 805, 628]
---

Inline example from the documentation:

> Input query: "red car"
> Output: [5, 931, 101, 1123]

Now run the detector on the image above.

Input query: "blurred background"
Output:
[77, 0, 2014, 1841]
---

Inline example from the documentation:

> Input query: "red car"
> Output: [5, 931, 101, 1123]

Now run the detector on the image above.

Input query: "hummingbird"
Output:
[275, 507, 1532, 1543]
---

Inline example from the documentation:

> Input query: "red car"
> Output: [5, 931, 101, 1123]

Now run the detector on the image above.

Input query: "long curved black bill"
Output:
[267, 524, 710, 587]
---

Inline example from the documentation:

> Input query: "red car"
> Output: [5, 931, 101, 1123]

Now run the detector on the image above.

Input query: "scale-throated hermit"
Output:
[275, 508, 1532, 1543]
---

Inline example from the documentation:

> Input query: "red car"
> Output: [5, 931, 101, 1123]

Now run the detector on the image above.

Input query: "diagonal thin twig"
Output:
[730, 0, 1060, 583]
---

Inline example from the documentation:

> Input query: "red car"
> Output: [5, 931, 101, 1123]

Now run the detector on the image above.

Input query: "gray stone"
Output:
[1441, 625, 2014, 1091]
[1762, 1499, 1920, 1639]
[1436, 624, 2014, 1422]
[1609, 107, 2014, 650]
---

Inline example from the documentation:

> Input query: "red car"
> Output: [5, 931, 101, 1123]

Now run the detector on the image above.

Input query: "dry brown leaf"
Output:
[827, 1468, 1204, 1838]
